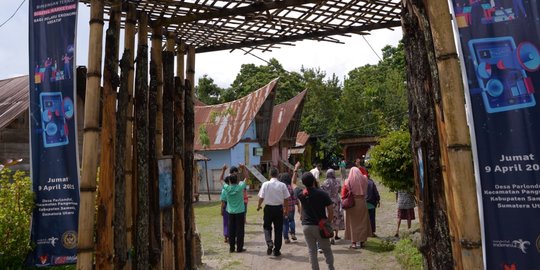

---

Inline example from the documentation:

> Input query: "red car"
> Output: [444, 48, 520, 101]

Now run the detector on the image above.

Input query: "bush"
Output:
[0, 169, 34, 268]
[369, 130, 414, 191]
[394, 237, 424, 270]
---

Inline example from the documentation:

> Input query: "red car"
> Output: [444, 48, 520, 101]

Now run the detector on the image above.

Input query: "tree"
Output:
[225, 58, 304, 103]
[299, 67, 341, 164]
[339, 42, 408, 137]
[369, 130, 413, 191]
[195, 75, 224, 105]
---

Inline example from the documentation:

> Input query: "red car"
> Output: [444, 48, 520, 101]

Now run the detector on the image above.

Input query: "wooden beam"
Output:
[195, 21, 401, 53]
[77, 0, 104, 268]
[159, 0, 323, 26]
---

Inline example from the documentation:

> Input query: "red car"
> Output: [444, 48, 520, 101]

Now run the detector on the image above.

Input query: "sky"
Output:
[0, 1, 403, 88]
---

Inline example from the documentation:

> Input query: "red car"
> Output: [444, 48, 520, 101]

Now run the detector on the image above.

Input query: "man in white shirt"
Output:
[257, 167, 290, 256]
[310, 163, 321, 180]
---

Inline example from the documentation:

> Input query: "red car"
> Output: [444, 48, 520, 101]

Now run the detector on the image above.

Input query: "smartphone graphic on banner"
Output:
[40, 92, 69, 148]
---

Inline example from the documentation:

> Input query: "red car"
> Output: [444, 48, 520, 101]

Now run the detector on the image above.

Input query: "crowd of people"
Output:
[218, 159, 415, 270]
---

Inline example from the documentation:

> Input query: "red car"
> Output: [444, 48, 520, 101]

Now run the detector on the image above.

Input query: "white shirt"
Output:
[310, 168, 320, 180]
[258, 178, 290, 206]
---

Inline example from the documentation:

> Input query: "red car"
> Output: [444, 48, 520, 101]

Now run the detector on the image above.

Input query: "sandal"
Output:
[348, 243, 360, 249]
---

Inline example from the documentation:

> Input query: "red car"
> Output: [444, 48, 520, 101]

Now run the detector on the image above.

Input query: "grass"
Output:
[394, 237, 423, 270]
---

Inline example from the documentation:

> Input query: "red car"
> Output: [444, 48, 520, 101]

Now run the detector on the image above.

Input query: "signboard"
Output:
[253, 147, 264, 156]
[158, 158, 173, 208]
[28, 0, 80, 266]
[450, 3, 540, 269]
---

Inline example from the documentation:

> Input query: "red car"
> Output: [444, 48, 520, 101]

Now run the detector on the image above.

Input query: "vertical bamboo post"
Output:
[148, 58, 161, 268]
[114, 49, 131, 270]
[184, 46, 196, 269]
[77, 0, 104, 269]
[123, 5, 137, 268]
[152, 25, 164, 153]
[173, 42, 186, 270]
[426, 1, 483, 269]
[134, 12, 149, 270]
[96, 2, 121, 269]
[161, 32, 175, 270]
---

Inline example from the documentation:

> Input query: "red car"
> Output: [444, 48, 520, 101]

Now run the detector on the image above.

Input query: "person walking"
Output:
[366, 174, 380, 237]
[338, 159, 347, 182]
[279, 173, 298, 243]
[342, 166, 372, 249]
[257, 167, 290, 256]
[395, 190, 416, 237]
[292, 163, 335, 270]
[220, 173, 248, 253]
[320, 169, 345, 244]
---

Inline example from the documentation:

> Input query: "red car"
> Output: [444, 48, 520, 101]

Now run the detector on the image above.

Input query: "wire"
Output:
[362, 35, 382, 62]
[0, 0, 26, 29]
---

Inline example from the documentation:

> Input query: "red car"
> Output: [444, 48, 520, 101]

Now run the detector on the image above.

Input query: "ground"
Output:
[195, 174, 420, 270]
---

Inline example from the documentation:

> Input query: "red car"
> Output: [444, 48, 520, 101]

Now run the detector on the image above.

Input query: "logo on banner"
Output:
[38, 255, 49, 265]
[62, 231, 77, 249]
[53, 255, 77, 264]
[493, 239, 530, 254]
[36, 236, 59, 247]
[503, 263, 517, 270]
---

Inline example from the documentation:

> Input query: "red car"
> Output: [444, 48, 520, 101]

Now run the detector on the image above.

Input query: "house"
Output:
[194, 79, 278, 193]
[338, 136, 378, 166]
[262, 90, 307, 172]
[288, 131, 314, 168]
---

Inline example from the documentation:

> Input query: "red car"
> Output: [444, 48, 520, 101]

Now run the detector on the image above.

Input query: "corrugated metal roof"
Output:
[194, 78, 278, 151]
[268, 90, 307, 147]
[194, 152, 210, 161]
[194, 98, 206, 106]
[295, 131, 310, 147]
[0, 75, 29, 129]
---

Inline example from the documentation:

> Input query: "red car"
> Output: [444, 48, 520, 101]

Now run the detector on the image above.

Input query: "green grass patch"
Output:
[394, 238, 423, 270]
[363, 238, 395, 253]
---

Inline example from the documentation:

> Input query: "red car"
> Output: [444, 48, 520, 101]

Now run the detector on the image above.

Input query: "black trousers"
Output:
[263, 205, 284, 252]
[228, 212, 246, 251]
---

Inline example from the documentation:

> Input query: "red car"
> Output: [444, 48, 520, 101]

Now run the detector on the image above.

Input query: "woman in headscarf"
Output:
[321, 169, 345, 244]
[342, 166, 372, 249]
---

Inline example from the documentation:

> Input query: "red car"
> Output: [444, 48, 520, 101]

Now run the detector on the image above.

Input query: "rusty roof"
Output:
[83, 0, 402, 53]
[194, 78, 278, 150]
[268, 90, 307, 147]
[194, 98, 207, 106]
[0, 75, 29, 129]
[295, 131, 310, 146]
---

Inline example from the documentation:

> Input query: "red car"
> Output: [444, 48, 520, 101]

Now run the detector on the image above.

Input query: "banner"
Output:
[451, 2, 540, 269]
[28, 0, 79, 266]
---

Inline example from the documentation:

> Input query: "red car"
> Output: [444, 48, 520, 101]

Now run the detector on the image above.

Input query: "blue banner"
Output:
[451, 2, 540, 269]
[28, 0, 79, 266]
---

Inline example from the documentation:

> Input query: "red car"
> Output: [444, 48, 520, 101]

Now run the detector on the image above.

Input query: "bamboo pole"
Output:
[425, 1, 483, 269]
[77, 0, 104, 269]
[173, 42, 186, 270]
[123, 6, 137, 268]
[185, 46, 196, 269]
[161, 32, 176, 270]
[96, 3, 121, 268]
[152, 26, 164, 154]
[134, 12, 149, 270]
[114, 49, 131, 270]
[148, 58, 161, 269]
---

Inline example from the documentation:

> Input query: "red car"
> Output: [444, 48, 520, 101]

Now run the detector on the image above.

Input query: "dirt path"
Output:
[197, 175, 417, 270]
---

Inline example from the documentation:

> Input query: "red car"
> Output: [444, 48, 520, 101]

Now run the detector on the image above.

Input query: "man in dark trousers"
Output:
[292, 164, 335, 270]
[257, 167, 290, 256]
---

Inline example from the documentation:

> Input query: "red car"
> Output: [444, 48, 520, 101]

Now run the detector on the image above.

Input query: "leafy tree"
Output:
[195, 75, 224, 105]
[299, 67, 341, 163]
[369, 130, 414, 191]
[339, 42, 408, 137]
[225, 58, 304, 103]
[0, 169, 34, 268]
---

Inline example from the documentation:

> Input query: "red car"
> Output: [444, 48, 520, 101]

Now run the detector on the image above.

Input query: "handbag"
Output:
[303, 188, 334, 239]
[341, 182, 355, 209]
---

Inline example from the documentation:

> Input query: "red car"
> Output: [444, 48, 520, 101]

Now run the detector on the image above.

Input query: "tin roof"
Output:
[268, 90, 307, 147]
[194, 78, 278, 150]
[295, 131, 310, 147]
[194, 98, 207, 106]
[0, 75, 29, 129]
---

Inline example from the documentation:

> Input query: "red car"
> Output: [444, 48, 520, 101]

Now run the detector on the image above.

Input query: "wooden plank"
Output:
[246, 165, 268, 183]
[184, 46, 195, 270]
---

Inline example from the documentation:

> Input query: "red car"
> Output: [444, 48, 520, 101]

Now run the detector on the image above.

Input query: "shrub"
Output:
[0, 169, 34, 268]
[394, 237, 424, 270]
[369, 130, 414, 191]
